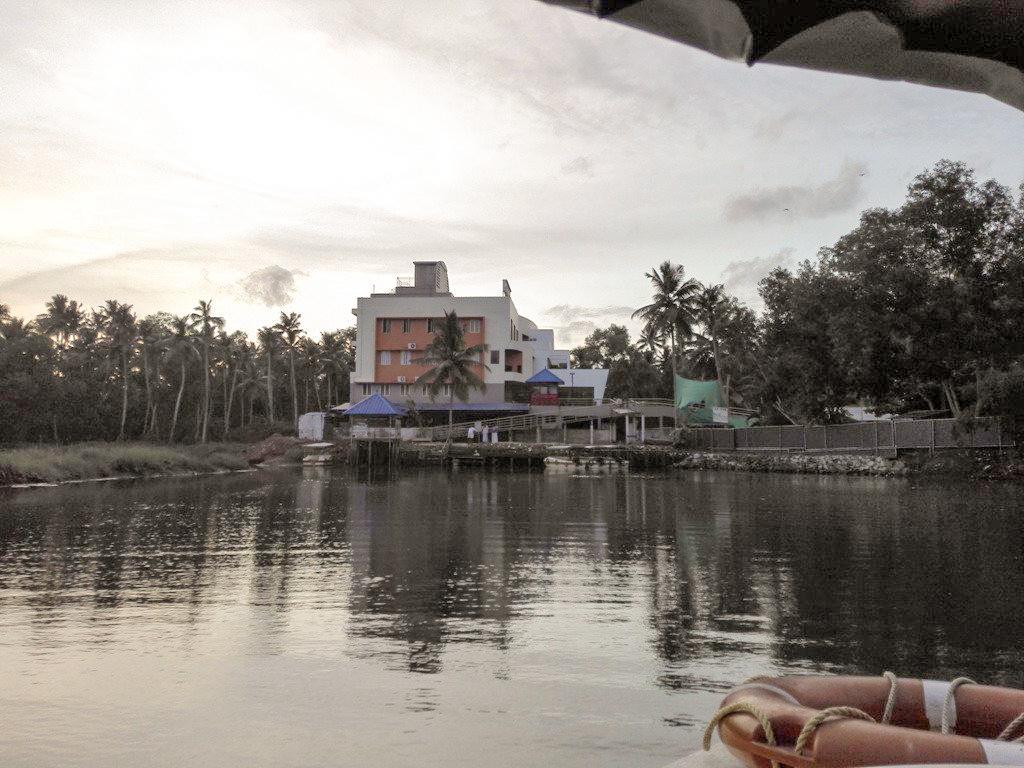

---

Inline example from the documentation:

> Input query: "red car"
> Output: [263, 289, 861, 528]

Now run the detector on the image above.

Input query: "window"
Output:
[402, 319, 411, 333]
[400, 350, 412, 365]
[381, 319, 391, 333]
[490, 349, 500, 365]
[361, 384, 371, 396]
[381, 384, 391, 395]
[379, 350, 391, 365]
[421, 384, 431, 396]
[427, 318, 436, 333]
[468, 319, 481, 333]
[399, 383, 410, 396]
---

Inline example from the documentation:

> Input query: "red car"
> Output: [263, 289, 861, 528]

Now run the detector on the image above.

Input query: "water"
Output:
[2, 467, 1023, 768]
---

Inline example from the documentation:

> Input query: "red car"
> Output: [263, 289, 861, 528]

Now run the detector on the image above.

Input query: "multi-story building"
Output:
[349, 262, 607, 414]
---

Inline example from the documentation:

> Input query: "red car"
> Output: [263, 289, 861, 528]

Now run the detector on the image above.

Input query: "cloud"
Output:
[543, 303, 634, 324]
[723, 161, 867, 222]
[235, 265, 305, 307]
[721, 247, 799, 306]
[542, 303, 634, 347]
[561, 155, 594, 177]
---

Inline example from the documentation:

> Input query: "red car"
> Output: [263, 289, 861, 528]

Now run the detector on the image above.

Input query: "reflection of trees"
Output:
[3, 469, 1023, 690]
[644, 474, 1024, 687]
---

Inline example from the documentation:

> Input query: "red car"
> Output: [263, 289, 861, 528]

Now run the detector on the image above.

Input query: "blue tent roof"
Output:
[525, 368, 563, 384]
[342, 393, 408, 417]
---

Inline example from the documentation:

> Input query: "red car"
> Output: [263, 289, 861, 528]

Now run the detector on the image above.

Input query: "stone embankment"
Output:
[673, 451, 909, 476]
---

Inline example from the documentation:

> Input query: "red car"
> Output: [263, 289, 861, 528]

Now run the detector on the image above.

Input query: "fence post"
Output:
[930, 419, 935, 453]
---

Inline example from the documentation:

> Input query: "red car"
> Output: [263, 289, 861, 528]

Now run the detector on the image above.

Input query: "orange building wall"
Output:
[373, 317, 485, 384]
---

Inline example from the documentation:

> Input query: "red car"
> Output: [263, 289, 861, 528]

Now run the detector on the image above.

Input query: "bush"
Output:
[0, 441, 250, 484]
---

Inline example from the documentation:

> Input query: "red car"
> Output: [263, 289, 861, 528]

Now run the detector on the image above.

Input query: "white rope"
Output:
[881, 671, 898, 725]
[793, 706, 876, 755]
[998, 712, 1024, 742]
[703, 700, 780, 768]
[942, 677, 976, 735]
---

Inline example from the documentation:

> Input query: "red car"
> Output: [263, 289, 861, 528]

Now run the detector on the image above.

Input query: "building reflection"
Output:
[1, 469, 1023, 689]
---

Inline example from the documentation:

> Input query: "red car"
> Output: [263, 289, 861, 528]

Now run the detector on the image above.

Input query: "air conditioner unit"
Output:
[407, 342, 417, 350]
[396, 376, 407, 384]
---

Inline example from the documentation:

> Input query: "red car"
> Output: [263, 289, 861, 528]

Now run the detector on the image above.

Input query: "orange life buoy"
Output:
[704, 675, 1024, 767]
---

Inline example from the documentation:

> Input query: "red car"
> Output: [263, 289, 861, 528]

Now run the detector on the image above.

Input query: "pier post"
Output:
[640, 415, 646, 444]
[589, 420, 594, 445]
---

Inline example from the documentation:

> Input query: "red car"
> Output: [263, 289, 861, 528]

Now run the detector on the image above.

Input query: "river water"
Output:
[2, 467, 1022, 767]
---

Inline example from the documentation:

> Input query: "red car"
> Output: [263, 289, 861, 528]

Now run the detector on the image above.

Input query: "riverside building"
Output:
[349, 261, 607, 419]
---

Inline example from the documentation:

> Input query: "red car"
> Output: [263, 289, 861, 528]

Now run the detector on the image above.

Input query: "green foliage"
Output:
[0, 297, 354, 446]
[757, 160, 1024, 423]
[0, 442, 247, 484]
[416, 311, 488, 425]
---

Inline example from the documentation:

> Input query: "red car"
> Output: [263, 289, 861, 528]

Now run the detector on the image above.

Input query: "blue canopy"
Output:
[342, 393, 408, 417]
[525, 368, 563, 384]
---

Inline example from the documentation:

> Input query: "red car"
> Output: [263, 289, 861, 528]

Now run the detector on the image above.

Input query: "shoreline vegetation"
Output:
[0, 442, 252, 486]
[4, 439, 1021, 489]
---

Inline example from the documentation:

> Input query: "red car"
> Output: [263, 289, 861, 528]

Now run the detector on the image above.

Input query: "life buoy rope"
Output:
[702, 672, 1024, 767]
[702, 700, 780, 768]
[999, 712, 1024, 742]
[881, 671, 898, 725]
[942, 677, 977, 735]
[793, 706, 876, 755]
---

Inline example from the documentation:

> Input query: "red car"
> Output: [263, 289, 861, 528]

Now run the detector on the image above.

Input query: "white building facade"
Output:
[349, 262, 607, 406]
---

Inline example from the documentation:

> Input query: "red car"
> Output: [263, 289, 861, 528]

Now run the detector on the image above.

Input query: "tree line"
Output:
[572, 160, 1024, 427]
[0, 298, 355, 445]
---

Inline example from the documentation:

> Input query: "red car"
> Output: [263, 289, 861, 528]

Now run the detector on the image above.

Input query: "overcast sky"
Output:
[2, 0, 1022, 345]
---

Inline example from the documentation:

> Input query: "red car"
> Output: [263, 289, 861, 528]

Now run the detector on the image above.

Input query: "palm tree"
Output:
[137, 315, 169, 438]
[257, 326, 279, 422]
[218, 331, 248, 438]
[636, 323, 665, 362]
[631, 261, 700, 371]
[317, 330, 347, 409]
[190, 300, 224, 443]
[416, 311, 488, 437]
[164, 315, 198, 442]
[36, 294, 83, 348]
[274, 311, 303, 428]
[694, 283, 728, 390]
[97, 299, 137, 440]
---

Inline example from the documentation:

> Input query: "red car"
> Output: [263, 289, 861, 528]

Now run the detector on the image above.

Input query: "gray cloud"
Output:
[723, 161, 867, 223]
[543, 303, 634, 324]
[554, 319, 599, 347]
[542, 304, 635, 347]
[721, 247, 799, 306]
[236, 265, 306, 307]
[561, 155, 594, 177]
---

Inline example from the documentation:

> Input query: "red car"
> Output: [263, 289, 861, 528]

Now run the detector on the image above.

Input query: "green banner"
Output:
[674, 376, 723, 424]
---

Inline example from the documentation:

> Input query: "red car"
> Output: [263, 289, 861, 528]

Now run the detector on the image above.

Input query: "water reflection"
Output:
[1, 469, 1023, 767]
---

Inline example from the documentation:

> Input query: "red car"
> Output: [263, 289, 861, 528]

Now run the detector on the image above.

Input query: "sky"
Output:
[2, 0, 1022, 347]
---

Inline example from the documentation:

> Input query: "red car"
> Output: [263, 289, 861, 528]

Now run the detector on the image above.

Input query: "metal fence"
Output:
[689, 418, 1008, 453]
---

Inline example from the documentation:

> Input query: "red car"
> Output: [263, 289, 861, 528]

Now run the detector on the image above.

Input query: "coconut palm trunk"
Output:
[118, 347, 129, 440]
[170, 360, 186, 442]
[289, 349, 298, 428]
[266, 351, 274, 421]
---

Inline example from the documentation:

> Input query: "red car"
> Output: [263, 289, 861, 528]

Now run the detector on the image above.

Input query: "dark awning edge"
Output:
[541, 0, 1024, 113]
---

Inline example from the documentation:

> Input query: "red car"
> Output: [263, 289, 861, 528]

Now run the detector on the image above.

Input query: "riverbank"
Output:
[0, 442, 250, 486]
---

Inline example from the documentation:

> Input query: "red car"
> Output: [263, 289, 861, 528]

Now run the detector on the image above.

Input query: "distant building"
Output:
[349, 262, 607, 412]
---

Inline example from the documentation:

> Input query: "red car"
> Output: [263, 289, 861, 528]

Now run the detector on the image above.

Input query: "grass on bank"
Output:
[0, 442, 250, 485]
